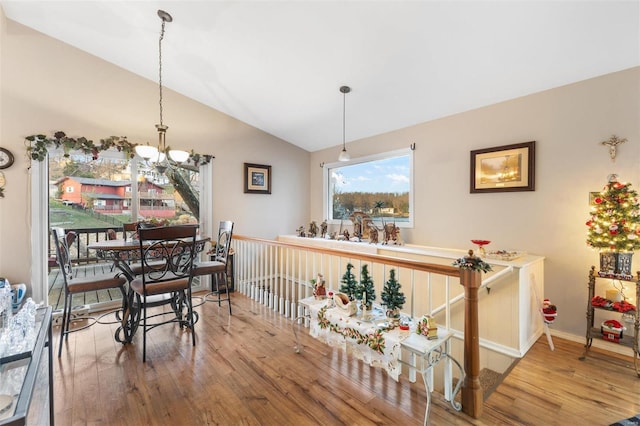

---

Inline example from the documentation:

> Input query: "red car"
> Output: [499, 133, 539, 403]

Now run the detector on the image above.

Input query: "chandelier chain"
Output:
[158, 19, 166, 127]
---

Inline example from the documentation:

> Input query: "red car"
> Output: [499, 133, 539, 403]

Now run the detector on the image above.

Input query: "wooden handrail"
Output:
[233, 234, 461, 277]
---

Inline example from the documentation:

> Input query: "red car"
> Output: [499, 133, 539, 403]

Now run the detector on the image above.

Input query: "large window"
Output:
[324, 148, 413, 227]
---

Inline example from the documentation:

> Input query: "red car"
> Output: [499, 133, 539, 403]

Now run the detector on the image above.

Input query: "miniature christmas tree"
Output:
[586, 174, 640, 252]
[359, 264, 376, 309]
[339, 262, 358, 301]
[380, 269, 406, 317]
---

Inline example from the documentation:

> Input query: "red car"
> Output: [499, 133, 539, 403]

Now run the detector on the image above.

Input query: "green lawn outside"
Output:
[49, 199, 128, 228]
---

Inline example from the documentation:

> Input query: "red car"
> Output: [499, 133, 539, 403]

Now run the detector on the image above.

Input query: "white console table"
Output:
[295, 296, 463, 425]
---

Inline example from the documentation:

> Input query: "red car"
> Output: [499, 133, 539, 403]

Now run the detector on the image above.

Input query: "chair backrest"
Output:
[51, 227, 77, 284]
[123, 222, 138, 241]
[137, 224, 198, 284]
[212, 221, 234, 264]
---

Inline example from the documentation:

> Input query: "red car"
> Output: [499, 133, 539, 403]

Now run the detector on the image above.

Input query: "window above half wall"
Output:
[323, 148, 414, 228]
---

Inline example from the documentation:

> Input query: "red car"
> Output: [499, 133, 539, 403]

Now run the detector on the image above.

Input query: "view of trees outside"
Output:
[329, 154, 411, 222]
[332, 191, 409, 221]
[49, 149, 200, 230]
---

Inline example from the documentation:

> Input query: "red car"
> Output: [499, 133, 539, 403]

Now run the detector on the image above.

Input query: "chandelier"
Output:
[135, 10, 189, 172]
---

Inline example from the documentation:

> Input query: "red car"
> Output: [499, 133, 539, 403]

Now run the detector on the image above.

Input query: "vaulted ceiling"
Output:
[2, 1, 638, 152]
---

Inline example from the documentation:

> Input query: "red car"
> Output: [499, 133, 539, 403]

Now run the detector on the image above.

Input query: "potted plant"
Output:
[339, 263, 358, 301]
[358, 264, 375, 310]
[380, 269, 405, 320]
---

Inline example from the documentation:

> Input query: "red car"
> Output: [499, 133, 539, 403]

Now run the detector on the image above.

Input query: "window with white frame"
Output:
[324, 148, 413, 227]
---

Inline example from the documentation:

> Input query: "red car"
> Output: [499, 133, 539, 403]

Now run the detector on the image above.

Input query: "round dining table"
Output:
[88, 237, 210, 343]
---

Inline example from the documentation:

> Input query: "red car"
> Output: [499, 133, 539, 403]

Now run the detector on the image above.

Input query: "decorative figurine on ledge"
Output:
[320, 220, 328, 238]
[368, 223, 379, 244]
[296, 226, 306, 238]
[308, 221, 318, 238]
[349, 211, 373, 240]
[382, 222, 402, 245]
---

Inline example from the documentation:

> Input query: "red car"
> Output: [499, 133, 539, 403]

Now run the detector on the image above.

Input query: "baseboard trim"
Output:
[549, 328, 635, 357]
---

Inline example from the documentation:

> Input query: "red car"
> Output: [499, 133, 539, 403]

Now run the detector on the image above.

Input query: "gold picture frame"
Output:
[470, 141, 535, 193]
[244, 163, 271, 194]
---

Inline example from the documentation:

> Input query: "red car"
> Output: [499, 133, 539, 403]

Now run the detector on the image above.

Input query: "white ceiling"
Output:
[1, 1, 639, 152]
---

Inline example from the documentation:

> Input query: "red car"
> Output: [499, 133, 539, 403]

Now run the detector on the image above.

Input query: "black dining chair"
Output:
[193, 221, 234, 314]
[128, 224, 198, 362]
[51, 227, 128, 357]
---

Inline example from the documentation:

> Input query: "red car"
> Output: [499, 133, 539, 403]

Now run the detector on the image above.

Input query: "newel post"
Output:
[459, 258, 484, 418]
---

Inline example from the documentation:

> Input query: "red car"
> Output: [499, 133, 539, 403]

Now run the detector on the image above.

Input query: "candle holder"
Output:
[471, 239, 491, 256]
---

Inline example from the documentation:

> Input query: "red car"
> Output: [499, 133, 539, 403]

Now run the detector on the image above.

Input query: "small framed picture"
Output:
[470, 141, 535, 193]
[244, 163, 271, 194]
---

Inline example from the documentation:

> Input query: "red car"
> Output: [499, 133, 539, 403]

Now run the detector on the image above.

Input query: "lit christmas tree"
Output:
[381, 269, 406, 317]
[339, 263, 358, 301]
[358, 264, 376, 309]
[586, 174, 640, 253]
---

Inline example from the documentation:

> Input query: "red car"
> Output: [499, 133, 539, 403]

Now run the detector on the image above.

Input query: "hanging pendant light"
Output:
[338, 85, 351, 162]
[134, 10, 189, 169]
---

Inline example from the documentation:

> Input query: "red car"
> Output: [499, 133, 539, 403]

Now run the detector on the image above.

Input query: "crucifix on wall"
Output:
[601, 134, 627, 162]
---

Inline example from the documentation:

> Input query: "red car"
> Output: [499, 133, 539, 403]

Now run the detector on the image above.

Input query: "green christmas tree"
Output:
[380, 269, 406, 316]
[339, 262, 358, 301]
[586, 174, 640, 252]
[359, 264, 376, 308]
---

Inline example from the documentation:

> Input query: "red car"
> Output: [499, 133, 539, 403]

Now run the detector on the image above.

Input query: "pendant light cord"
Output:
[342, 90, 346, 150]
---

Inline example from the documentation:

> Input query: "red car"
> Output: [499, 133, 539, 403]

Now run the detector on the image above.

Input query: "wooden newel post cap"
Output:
[460, 250, 482, 290]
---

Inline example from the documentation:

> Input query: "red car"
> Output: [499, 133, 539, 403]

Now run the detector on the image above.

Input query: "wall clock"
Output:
[0, 148, 14, 169]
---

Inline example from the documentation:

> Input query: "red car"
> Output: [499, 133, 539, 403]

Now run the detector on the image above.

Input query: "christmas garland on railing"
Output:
[452, 250, 493, 273]
[25, 131, 213, 166]
[317, 306, 392, 354]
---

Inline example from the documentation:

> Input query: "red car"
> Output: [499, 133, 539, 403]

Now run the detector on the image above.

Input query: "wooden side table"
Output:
[399, 329, 464, 426]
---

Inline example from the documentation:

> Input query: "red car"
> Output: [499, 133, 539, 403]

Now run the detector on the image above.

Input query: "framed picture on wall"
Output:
[244, 163, 272, 194]
[470, 141, 535, 193]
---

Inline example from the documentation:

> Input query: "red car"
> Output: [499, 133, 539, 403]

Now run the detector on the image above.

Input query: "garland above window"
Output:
[25, 131, 213, 167]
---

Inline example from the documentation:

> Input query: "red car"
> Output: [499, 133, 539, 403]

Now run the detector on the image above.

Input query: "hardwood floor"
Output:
[53, 293, 640, 425]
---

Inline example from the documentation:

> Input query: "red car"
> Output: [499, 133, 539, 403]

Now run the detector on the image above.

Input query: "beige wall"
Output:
[0, 14, 309, 287]
[311, 67, 640, 338]
[2, 7, 639, 340]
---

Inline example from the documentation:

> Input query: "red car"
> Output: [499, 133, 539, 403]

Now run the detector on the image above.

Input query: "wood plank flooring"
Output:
[53, 293, 640, 425]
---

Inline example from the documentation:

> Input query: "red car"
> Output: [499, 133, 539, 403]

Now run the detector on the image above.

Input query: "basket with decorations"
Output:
[601, 319, 626, 343]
